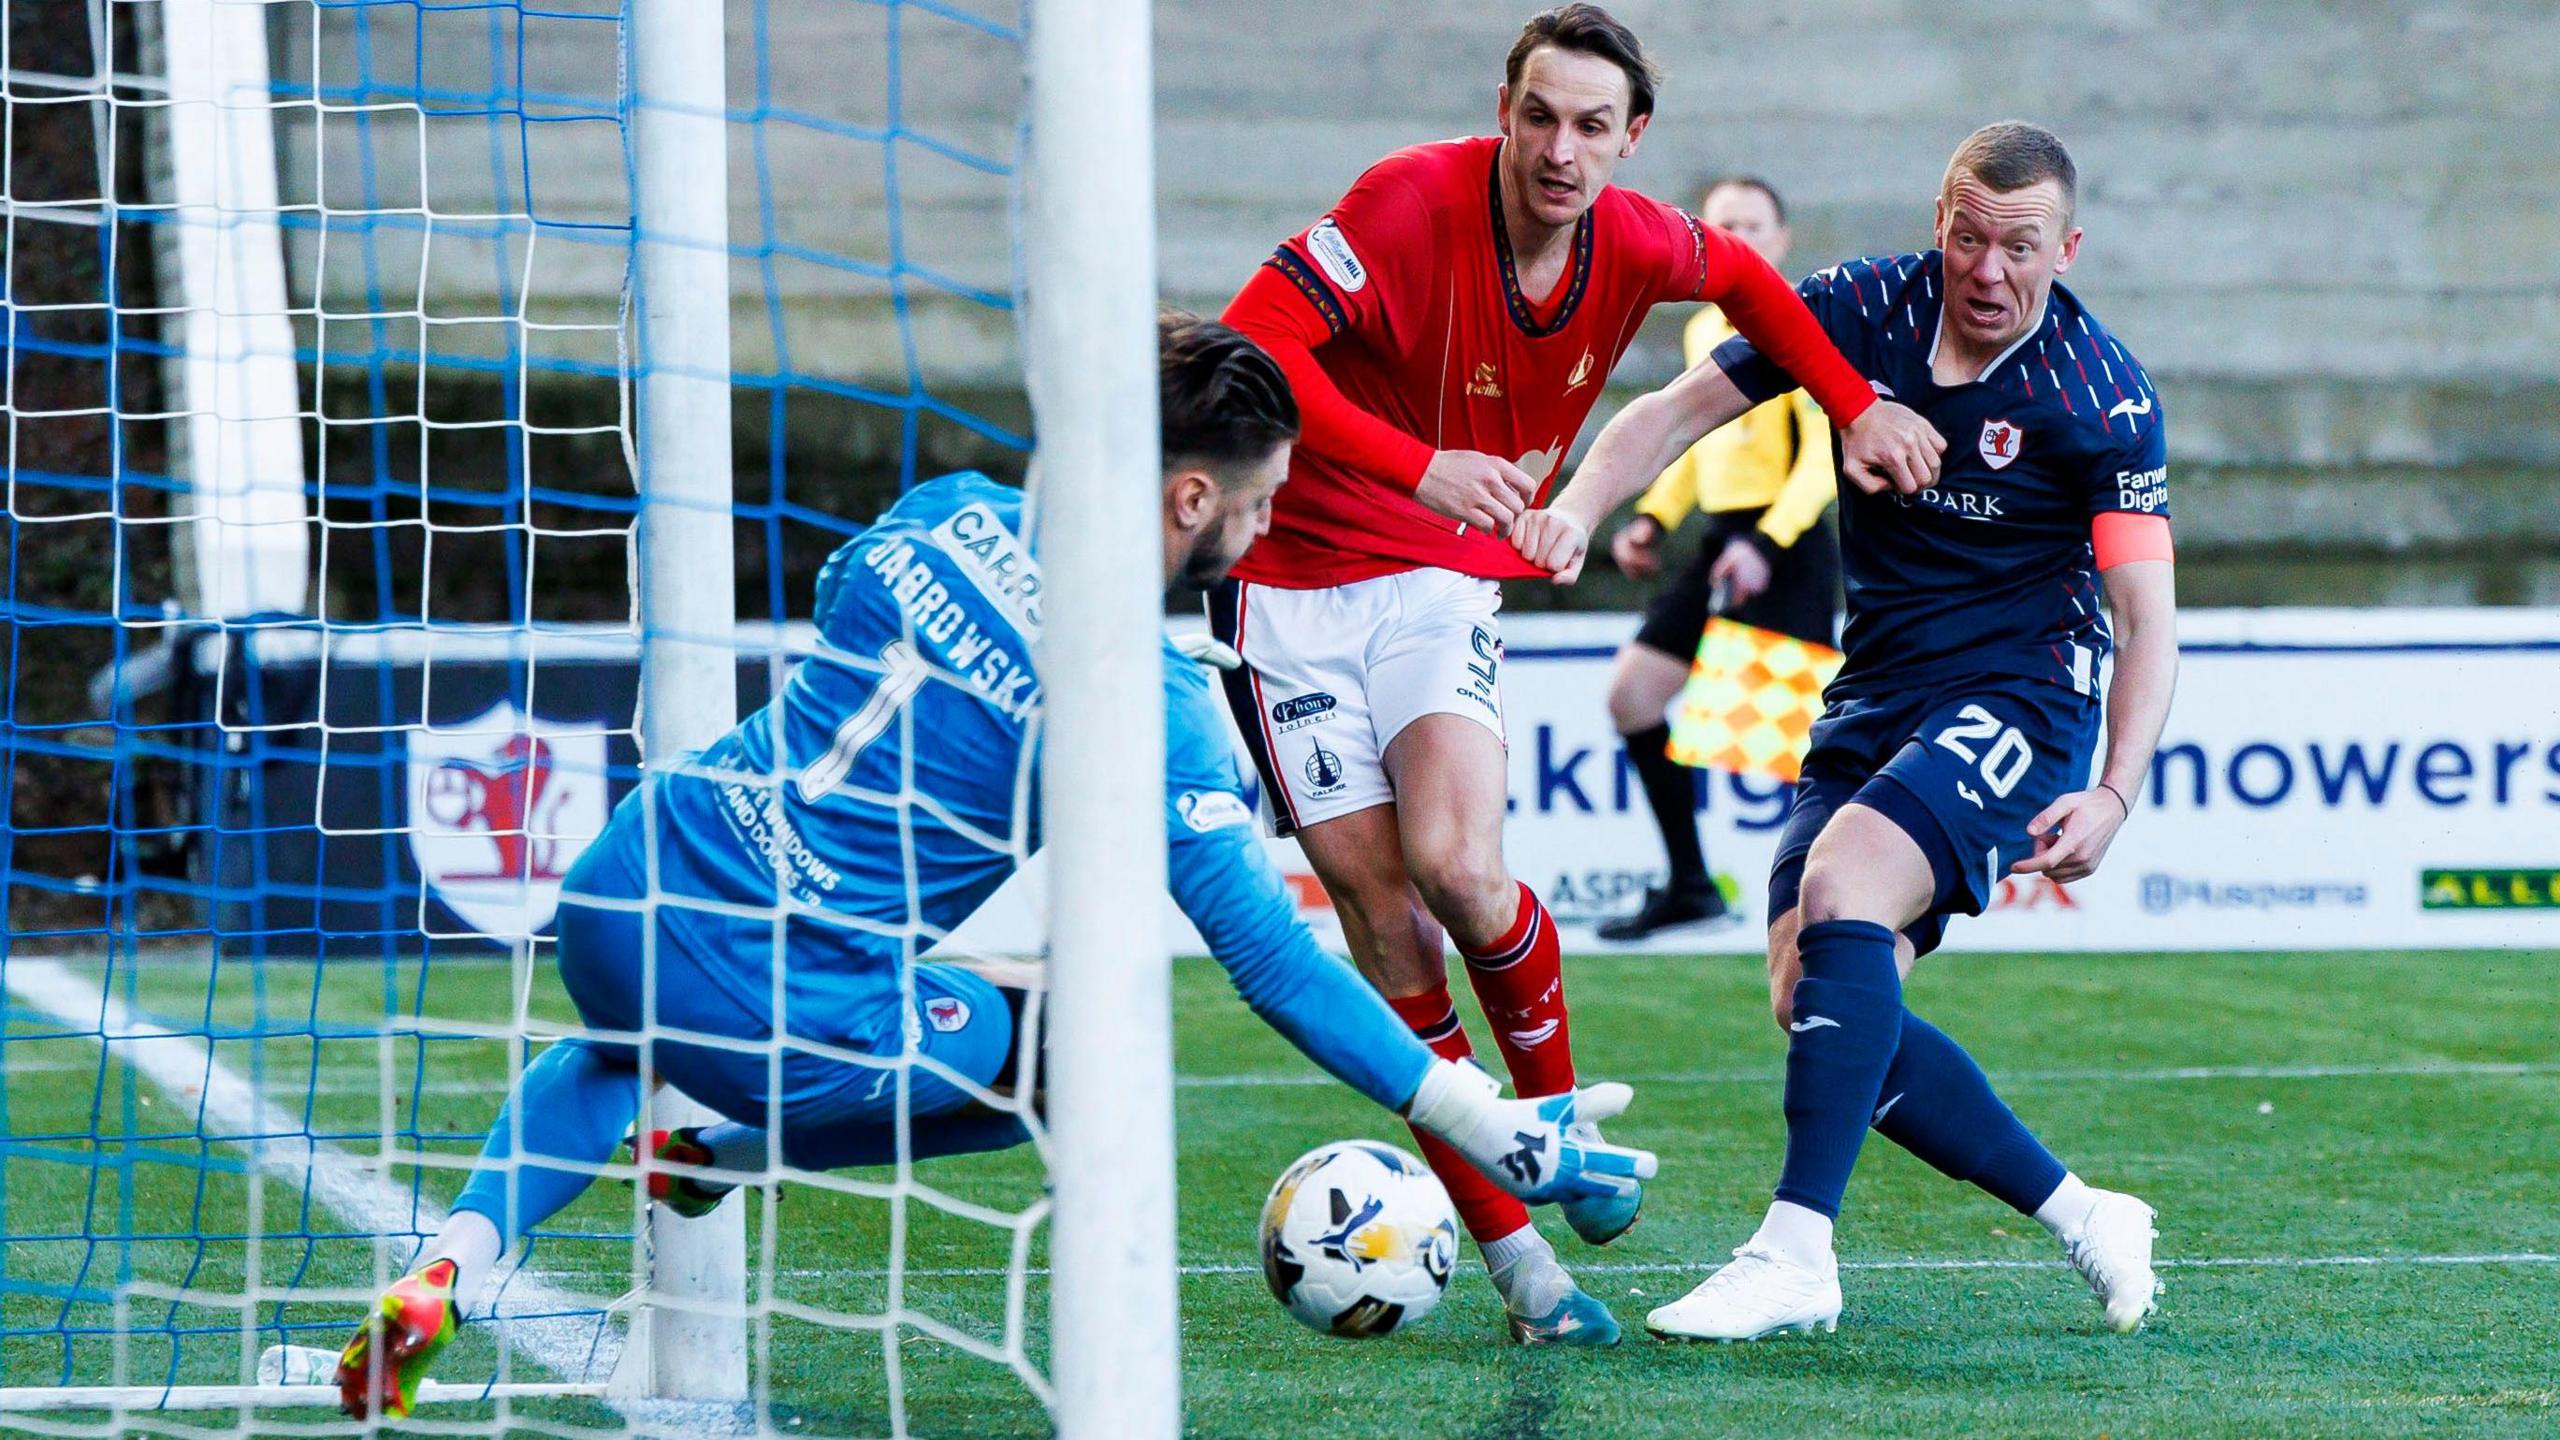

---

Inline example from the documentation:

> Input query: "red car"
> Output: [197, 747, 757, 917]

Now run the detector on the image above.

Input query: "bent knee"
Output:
[1795, 863, 1857, 926]
[1406, 848, 1513, 931]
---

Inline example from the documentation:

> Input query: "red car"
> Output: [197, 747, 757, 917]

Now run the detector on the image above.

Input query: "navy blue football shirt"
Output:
[1718, 251, 2168, 701]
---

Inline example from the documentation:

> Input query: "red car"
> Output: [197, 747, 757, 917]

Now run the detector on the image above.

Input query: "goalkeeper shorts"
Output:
[551, 829, 1017, 1163]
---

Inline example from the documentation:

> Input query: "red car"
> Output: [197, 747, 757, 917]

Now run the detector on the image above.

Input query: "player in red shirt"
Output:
[1211, 4, 1944, 1345]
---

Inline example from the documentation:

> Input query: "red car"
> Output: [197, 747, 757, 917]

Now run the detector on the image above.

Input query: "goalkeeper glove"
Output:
[1404, 1058, 1656, 1206]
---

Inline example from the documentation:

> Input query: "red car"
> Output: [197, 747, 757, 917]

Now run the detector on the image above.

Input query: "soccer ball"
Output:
[1257, 1140, 1459, 1338]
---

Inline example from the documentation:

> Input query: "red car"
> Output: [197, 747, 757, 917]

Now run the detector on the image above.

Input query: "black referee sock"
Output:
[1623, 721, 1708, 892]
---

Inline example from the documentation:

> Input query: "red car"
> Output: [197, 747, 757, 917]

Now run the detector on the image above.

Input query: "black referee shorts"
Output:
[1631, 506, 1840, 660]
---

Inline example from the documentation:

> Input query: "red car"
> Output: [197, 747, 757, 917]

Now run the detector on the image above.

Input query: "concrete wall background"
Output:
[276, 0, 2560, 603]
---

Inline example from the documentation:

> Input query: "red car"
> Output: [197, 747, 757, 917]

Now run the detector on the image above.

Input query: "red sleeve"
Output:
[1219, 152, 1444, 492]
[1223, 262, 1435, 491]
[1678, 215, 1878, 429]
[2092, 511, 2174, 569]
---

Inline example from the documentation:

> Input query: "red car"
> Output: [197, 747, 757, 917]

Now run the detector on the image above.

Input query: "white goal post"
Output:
[1024, 0, 1180, 1434]
[0, 0, 1177, 1430]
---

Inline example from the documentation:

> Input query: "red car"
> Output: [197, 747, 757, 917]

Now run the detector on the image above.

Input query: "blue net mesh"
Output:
[2, 0, 1035, 1423]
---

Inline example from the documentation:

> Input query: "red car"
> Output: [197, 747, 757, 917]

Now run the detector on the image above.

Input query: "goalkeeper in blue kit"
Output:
[336, 317, 1658, 1420]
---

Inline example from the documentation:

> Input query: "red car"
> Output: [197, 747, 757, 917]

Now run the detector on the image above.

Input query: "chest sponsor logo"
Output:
[1978, 417, 2023, 471]
[1306, 218, 1367, 293]
[2116, 465, 2169, 514]
[1891, 486, 2006, 521]
[408, 701, 609, 939]
[1516, 443, 1563, 487]
[1564, 349, 1596, 392]
[2421, 868, 2560, 910]
[1271, 692, 1337, 732]
[1467, 360, 1504, 400]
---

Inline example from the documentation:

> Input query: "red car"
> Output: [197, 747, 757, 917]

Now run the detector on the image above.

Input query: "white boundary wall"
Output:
[945, 607, 2560, 955]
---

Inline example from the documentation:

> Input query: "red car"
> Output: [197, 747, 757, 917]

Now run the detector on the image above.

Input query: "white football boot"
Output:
[1644, 1243, 1842, 1342]
[2055, 1188, 2161, 1333]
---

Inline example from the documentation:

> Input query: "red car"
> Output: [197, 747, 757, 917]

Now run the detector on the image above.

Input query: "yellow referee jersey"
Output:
[1633, 305, 1835, 549]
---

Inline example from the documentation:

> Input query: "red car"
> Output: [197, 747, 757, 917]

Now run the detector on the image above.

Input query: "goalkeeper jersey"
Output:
[639, 472, 1430, 1111]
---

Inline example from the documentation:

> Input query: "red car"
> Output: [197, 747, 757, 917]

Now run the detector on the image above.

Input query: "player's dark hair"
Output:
[1701, 174, 1786, 225]
[1159, 313, 1298, 478]
[1506, 5, 1660, 122]
[1943, 121, 2077, 222]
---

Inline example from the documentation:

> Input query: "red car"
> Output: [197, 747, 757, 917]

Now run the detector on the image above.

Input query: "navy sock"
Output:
[1870, 1011, 2068, 1215]
[1774, 919, 1905, 1218]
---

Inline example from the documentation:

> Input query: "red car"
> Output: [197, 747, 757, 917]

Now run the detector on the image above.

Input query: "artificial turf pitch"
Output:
[4, 947, 2554, 1437]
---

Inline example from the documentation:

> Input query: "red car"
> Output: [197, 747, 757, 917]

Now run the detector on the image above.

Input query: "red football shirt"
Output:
[1224, 136, 1875, 588]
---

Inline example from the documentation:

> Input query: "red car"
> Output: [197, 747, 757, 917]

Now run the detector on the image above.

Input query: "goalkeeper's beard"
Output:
[1174, 530, 1243, 591]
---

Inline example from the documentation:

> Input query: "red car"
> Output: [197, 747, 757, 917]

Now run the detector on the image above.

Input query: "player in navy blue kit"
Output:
[336, 319, 1659, 1419]
[1512, 123, 2176, 1342]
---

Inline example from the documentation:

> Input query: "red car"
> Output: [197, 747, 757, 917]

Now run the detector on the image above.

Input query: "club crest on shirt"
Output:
[1978, 418, 2023, 471]
[924, 995, 972, 1033]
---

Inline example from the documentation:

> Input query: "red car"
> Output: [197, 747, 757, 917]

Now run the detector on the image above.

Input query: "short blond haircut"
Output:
[1941, 121, 2077, 225]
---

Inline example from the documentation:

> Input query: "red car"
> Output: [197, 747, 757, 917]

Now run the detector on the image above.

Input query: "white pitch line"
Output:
[1175, 1059, 2560, 1090]
[2, 958, 632, 1411]
[766, 1252, 2560, 1282]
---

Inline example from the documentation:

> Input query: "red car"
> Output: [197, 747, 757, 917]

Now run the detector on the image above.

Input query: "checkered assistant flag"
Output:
[1665, 617, 1843, 784]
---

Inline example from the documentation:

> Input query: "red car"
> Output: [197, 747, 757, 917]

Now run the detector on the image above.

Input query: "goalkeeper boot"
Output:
[1507, 1279, 1623, 1347]
[2054, 1188, 2161, 1333]
[1644, 1243, 1841, 1343]
[1556, 1122, 1643, 1245]
[629, 1127, 733, 1219]
[335, 1258, 461, 1420]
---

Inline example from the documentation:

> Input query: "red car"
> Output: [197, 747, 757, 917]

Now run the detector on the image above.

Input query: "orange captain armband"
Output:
[2092, 511, 2174, 570]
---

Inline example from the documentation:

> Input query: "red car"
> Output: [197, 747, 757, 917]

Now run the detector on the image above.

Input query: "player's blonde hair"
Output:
[1941, 121, 2077, 225]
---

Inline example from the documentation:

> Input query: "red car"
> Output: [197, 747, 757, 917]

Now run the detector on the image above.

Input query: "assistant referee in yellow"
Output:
[1599, 175, 1843, 943]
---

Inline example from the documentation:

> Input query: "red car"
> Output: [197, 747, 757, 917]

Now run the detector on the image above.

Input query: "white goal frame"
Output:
[0, 0, 1174, 1430]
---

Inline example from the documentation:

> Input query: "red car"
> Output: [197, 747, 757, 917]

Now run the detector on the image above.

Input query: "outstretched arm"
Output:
[1508, 360, 1759, 583]
[2013, 554, 2177, 882]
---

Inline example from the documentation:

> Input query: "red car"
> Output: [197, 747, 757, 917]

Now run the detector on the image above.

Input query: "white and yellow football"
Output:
[1257, 1141, 1459, 1338]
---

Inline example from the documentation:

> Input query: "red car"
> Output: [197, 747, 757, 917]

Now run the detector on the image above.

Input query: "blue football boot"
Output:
[1507, 1279, 1623, 1346]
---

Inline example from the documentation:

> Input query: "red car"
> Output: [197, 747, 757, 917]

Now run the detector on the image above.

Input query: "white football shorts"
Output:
[1205, 568, 1506, 836]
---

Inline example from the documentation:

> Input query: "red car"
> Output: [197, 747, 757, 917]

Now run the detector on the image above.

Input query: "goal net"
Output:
[0, 0, 1166, 1434]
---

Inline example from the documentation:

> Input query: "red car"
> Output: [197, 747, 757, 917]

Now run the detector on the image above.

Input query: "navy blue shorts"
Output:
[1769, 674, 2099, 956]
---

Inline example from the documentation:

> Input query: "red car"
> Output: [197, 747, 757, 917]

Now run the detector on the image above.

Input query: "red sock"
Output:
[1457, 883, 1576, 1099]
[1385, 986, 1533, 1246]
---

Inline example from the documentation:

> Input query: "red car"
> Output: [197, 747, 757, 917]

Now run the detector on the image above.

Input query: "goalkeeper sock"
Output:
[415, 1210, 504, 1316]
[451, 1038, 642, 1250]
[700, 1121, 768, 1173]
[1773, 920, 1904, 1219]
[1871, 1011, 2069, 1215]
[1457, 883, 1576, 1099]
[1384, 987, 1532, 1246]
[699, 1113, 1031, 1171]
[1623, 721, 1708, 891]
[1481, 1224, 1572, 1317]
